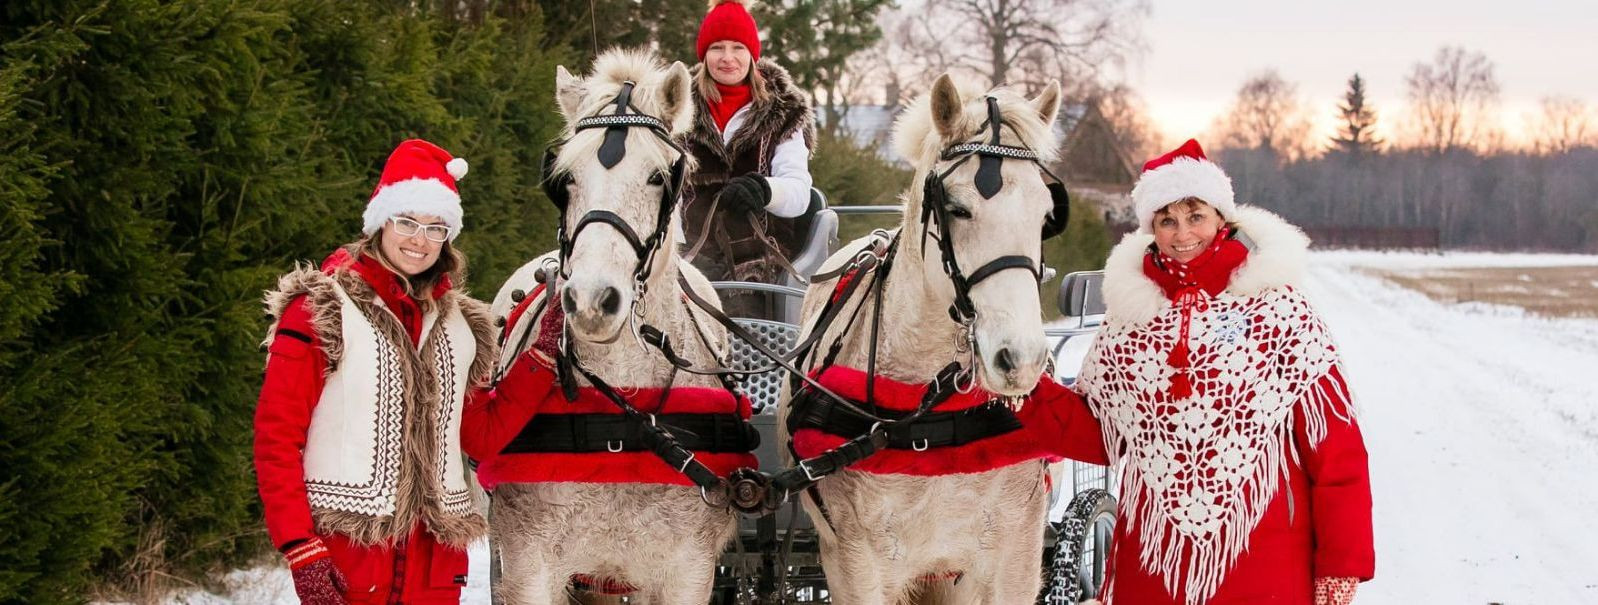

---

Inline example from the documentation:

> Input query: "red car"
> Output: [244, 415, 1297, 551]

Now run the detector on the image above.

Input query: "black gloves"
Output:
[719, 174, 771, 214]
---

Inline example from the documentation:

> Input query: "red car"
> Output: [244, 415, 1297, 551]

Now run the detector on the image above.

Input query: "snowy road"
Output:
[1305, 252, 1598, 604]
[156, 251, 1598, 604]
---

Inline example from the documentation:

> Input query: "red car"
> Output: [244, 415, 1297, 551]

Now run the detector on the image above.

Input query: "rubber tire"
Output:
[1038, 489, 1117, 604]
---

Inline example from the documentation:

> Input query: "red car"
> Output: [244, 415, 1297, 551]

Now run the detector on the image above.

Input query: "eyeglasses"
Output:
[388, 216, 454, 243]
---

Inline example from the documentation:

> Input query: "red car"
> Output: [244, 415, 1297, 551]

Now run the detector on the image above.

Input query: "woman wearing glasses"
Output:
[254, 139, 497, 604]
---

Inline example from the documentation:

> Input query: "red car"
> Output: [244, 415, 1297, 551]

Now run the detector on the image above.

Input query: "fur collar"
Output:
[262, 260, 497, 389]
[686, 59, 815, 165]
[1101, 205, 1310, 327]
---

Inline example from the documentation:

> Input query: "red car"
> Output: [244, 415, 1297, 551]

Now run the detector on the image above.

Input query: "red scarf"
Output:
[1140, 230, 1249, 399]
[321, 247, 450, 346]
[707, 82, 751, 132]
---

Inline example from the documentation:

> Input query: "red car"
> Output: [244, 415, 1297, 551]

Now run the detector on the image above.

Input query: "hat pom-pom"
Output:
[446, 157, 468, 179]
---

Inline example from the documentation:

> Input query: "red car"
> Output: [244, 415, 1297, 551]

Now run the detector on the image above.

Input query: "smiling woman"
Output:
[254, 139, 498, 605]
[681, 0, 817, 319]
[374, 214, 456, 281]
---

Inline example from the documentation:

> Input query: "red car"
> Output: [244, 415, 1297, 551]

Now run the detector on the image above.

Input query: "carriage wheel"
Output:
[1038, 489, 1117, 604]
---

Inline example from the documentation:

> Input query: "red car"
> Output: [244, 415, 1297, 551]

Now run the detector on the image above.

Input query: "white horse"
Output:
[781, 73, 1065, 603]
[488, 49, 738, 605]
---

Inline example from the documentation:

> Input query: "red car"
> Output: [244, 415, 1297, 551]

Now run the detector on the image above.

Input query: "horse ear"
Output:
[1031, 80, 1062, 124]
[660, 61, 694, 135]
[556, 65, 583, 121]
[930, 73, 962, 139]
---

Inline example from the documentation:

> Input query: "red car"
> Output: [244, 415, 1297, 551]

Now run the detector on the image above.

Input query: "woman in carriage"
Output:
[680, 0, 817, 319]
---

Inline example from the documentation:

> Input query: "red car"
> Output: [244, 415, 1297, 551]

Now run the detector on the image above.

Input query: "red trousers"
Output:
[322, 524, 469, 604]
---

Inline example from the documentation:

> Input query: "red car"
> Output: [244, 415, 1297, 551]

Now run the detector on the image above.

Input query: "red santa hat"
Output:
[363, 139, 468, 240]
[696, 0, 761, 63]
[1131, 139, 1235, 233]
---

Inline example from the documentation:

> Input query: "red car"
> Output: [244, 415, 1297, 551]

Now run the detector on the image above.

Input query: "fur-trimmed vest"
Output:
[262, 267, 496, 547]
[682, 59, 816, 285]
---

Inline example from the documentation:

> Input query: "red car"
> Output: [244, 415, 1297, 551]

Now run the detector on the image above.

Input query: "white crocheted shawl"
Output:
[1075, 206, 1354, 604]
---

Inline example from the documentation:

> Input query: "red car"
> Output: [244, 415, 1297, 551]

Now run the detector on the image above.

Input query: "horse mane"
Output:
[552, 47, 694, 177]
[890, 78, 1061, 169]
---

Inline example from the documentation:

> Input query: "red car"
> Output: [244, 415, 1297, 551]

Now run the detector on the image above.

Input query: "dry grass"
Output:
[1364, 265, 1598, 319]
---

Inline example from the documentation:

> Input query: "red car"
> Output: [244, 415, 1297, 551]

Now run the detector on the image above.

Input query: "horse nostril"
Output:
[994, 347, 1016, 373]
[598, 287, 622, 316]
[562, 288, 578, 314]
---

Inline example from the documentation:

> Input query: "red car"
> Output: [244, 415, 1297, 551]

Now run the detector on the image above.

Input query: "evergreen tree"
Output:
[535, 0, 703, 67]
[756, 0, 893, 123]
[1332, 73, 1383, 155]
[0, 1, 568, 601]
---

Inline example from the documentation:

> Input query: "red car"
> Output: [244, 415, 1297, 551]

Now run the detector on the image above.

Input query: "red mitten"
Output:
[284, 538, 348, 605]
[528, 289, 565, 369]
[1314, 576, 1358, 605]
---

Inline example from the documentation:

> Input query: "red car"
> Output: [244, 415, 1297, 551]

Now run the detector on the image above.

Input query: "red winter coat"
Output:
[1050, 207, 1374, 605]
[253, 249, 470, 602]
[1102, 367, 1372, 605]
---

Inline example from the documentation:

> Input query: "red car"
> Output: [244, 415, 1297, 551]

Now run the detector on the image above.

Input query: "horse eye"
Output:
[948, 206, 973, 219]
[647, 172, 666, 186]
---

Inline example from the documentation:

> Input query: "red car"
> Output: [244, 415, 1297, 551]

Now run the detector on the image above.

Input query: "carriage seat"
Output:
[787, 188, 838, 283]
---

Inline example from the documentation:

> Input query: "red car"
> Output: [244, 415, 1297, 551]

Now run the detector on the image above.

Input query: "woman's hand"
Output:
[528, 288, 565, 369]
[284, 538, 349, 605]
[1314, 576, 1358, 605]
[719, 174, 771, 213]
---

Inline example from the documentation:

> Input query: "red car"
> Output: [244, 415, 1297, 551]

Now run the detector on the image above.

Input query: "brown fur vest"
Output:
[262, 266, 497, 547]
[682, 59, 817, 288]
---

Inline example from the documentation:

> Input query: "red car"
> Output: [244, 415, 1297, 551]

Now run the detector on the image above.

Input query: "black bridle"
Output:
[921, 96, 1071, 325]
[543, 81, 689, 288]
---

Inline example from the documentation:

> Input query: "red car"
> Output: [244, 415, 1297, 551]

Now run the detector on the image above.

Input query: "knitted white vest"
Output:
[302, 280, 477, 521]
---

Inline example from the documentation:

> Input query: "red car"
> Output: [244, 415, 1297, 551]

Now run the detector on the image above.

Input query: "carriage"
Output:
[698, 197, 1119, 604]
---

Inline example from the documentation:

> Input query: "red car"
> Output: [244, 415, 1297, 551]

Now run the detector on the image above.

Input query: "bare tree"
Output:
[896, 0, 1148, 95]
[1087, 83, 1161, 160]
[1403, 46, 1501, 153]
[839, 7, 961, 107]
[862, 0, 1150, 95]
[1211, 69, 1313, 159]
[1528, 95, 1595, 154]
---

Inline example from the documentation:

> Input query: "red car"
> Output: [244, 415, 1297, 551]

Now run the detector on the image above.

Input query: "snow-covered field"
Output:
[1306, 251, 1598, 604]
[155, 250, 1598, 604]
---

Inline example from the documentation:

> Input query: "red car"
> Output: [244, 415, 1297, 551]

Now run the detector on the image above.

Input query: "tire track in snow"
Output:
[1305, 255, 1598, 604]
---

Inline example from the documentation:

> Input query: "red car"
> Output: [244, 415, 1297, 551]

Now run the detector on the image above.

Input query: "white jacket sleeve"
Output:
[761, 128, 813, 218]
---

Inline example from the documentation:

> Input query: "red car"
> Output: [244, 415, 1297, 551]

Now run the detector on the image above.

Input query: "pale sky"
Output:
[1134, 0, 1598, 147]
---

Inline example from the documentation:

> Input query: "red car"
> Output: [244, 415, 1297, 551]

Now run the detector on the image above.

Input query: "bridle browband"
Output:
[548, 81, 688, 288]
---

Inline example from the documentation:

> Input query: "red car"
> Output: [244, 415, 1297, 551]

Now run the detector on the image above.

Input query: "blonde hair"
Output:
[350, 234, 467, 310]
[696, 58, 771, 105]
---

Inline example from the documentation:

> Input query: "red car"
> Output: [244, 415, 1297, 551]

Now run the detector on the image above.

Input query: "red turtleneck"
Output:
[707, 82, 751, 132]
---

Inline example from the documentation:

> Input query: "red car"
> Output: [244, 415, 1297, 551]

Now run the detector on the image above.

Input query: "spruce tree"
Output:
[1332, 73, 1383, 155]
[0, 1, 568, 601]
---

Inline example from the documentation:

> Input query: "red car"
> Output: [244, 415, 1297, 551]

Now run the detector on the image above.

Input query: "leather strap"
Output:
[788, 391, 1021, 450]
[501, 412, 759, 454]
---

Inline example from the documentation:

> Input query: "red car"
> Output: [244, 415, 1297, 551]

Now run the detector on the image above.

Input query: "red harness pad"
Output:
[790, 366, 1055, 476]
[474, 383, 759, 489]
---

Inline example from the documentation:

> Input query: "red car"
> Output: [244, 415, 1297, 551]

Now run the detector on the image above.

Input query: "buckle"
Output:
[911, 438, 930, 452]
[800, 460, 823, 482]
[606, 440, 625, 453]
[677, 451, 696, 473]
